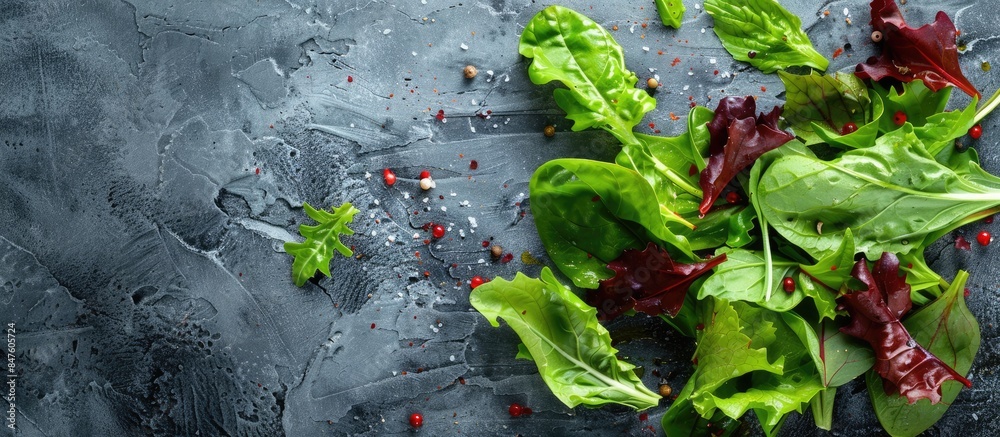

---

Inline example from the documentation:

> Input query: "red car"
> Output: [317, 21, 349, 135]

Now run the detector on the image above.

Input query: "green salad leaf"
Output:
[530, 158, 695, 288]
[868, 271, 980, 437]
[655, 0, 686, 29]
[470, 267, 661, 409]
[519, 5, 654, 146]
[778, 71, 870, 145]
[759, 125, 1000, 259]
[704, 0, 828, 73]
[284, 202, 359, 287]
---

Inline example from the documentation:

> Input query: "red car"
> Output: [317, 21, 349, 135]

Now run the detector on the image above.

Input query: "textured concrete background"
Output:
[2, 0, 998, 435]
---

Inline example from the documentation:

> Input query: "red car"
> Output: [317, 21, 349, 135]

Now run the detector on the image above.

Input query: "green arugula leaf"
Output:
[798, 228, 855, 292]
[759, 125, 1000, 259]
[655, 0, 686, 29]
[704, 0, 828, 73]
[778, 71, 870, 145]
[530, 158, 696, 288]
[470, 267, 661, 410]
[914, 95, 978, 156]
[725, 206, 757, 248]
[283, 202, 359, 287]
[868, 270, 980, 437]
[519, 5, 655, 146]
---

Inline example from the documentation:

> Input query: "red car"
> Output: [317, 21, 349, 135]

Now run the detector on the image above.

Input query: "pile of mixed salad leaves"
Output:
[468, 0, 1000, 435]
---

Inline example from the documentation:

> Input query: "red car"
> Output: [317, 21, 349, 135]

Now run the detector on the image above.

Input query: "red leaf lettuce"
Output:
[698, 96, 794, 215]
[587, 242, 726, 320]
[840, 253, 972, 404]
[855, 0, 979, 98]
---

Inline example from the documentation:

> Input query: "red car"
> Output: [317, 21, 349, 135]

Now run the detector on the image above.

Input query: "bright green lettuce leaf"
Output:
[703, 0, 828, 73]
[873, 81, 950, 134]
[869, 270, 980, 437]
[530, 158, 696, 288]
[284, 202, 359, 287]
[778, 71, 870, 145]
[690, 300, 822, 435]
[655, 0, 686, 29]
[898, 252, 948, 303]
[619, 135, 704, 207]
[914, 96, 978, 156]
[519, 5, 655, 146]
[675, 205, 747, 251]
[689, 299, 784, 414]
[470, 267, 661, 410]
[759, 125, 1000, 259]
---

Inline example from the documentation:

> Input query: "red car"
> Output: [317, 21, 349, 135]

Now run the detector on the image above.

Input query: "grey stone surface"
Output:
[1, 0, 998, 435]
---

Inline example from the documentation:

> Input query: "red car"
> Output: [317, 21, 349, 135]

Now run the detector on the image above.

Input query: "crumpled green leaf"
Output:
[470, 267, 661, 410]
[284, 202, 359, 287]
[704, 0, 828, 73]
[519, 5, 655, 146]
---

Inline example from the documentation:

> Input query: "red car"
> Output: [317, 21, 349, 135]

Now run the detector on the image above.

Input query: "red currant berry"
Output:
[782, 277, 795, 293]
[383, 168, 397, 186]
[893, 111, 907, 126]
[419, 170, 431, 179]
[431, 224, 445, 239]
[409, 413, 423, 428]
[977, 230, 992, 246]
[841, 122, 858, 135]
[470, 275, 485, 289]
[508, 403, 523, 418]
[969, 124, 983, 139]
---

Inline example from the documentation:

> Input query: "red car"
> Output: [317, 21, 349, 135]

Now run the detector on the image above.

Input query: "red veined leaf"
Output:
[587, 242, 726, 320]
[855, 0, 979, 98]
[698, 96, 794, 215]
[839, 253, 972, 404]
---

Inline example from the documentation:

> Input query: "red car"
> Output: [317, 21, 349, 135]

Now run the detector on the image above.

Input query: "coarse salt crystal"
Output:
[642, 46, 649, 52]
[709, 58, 717, 64]
[460, 43, 468, 50]
[843, 7, 849, 16]
[468, 217, 478, 228]
[383, 29, 392, 35]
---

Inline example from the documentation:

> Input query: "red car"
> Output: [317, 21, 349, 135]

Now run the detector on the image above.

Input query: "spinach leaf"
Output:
[868, 270, 980, 437]
[758, 125, 1000, 259]
[655, 0, 686, 29]
[786, 316, 874, 389]
[284, 202, 359, 287]
[530, 158, 695, 288]
[778, 71, 870, 145]
[471, 267, 661, 409]
[519, 5, 655, 146]
[703, 0, 828, 73]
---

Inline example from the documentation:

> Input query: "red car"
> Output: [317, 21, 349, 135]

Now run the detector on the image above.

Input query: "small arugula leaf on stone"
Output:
[699, 96, 794, 216]
[519, 5, 655, 147]
[284, 202, 359, 287]
[588, 242, 725, 320]
[855, 0, 979, 98]
[655, 0, 685, 29]
[470, 267, 661, 410]
[840, 253, 971, 404]
[704, 0, 828, 73]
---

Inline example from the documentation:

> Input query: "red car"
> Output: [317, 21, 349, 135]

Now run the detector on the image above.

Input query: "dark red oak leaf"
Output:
[587, 242, 726, 320]
[840, 253, 972, 404]
[855, 0, 979, 98]
[697, 96, 794, 215]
